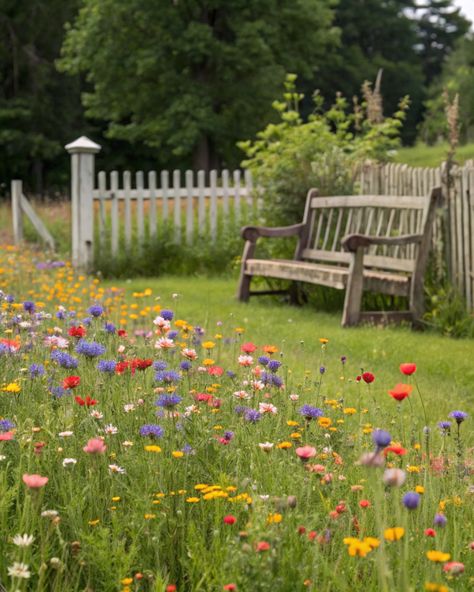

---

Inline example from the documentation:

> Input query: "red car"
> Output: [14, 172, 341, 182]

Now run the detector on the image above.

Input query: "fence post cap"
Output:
[65, 136, 102, 154]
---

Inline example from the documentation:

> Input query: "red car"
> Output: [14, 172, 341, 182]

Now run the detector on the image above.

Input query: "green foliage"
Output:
[59, 0, 337, 170]
[239, 76, 408, 228]
[424, 284, 474, 337]
[394, 141, 474, 167]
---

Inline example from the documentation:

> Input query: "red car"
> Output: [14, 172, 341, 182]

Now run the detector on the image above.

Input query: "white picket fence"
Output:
[93, 168, 255, 254]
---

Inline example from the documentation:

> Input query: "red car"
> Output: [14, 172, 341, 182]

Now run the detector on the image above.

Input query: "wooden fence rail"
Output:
[11, 179, 56, 250]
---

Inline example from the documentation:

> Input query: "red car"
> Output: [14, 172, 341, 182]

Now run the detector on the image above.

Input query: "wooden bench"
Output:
[237, 188, 442, 326]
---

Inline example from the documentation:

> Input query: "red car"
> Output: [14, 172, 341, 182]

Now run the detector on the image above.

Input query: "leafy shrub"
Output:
[424, 284, 474, 338]
[239, 74, 409, 228]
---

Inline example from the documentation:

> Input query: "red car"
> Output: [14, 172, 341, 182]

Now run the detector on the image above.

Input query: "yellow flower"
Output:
[186, 497, 200, 503]
[425, 583, 449, 592]
[319, 338, 329, 344]
[234, 327, 245, 334]
[2, 382, 21, 393]
[415, 486, 425, 494]
[88, 519, 100, 526]
[426, 550, 451, 563]
[202, 341, 215, 350]
[203, 358, 215, 366]
[290, 432, 302, 440]
[343, 538, 374, 558]
[194, 484, 208, 490]
[318, 417, 332, 429]
[121, 578, 133, 586]
[144, 514, 156, 520]
[343, 408, 357, 415]
[287, 420, 299, 427]
[384, 527, 404, 541]
[267, 512, 283, 524]
[112, 496, 121, 502]
[172, 451, 184, 458]
[407, 465, 421, 473]
[144, 445, 162, 453]
[277, 441, 292, 449]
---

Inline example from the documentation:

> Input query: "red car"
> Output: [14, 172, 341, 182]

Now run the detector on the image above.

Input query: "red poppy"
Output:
[117, 329, 127, 337]
[223, 515, 237, 525]
[131, 358, 153, 371]
[384, 445, 407, 456]
[0, 431, 14, 441]
[68, 325, 86, 338]
[63, 376, 80, 389]
[298, 526, 307, 535]
[362, 372, 375, 384]
[241, 342, 257, 354]
[223, 585, 237, 591]
[388, 383, 413, 401]
[115, 361, 130, 374]
[166, 586, 177, 592]
[424, 528, 436, 537]
[400, 363, 416, 376]
[255, 541, 271, 552]
[359, 499, 371, 508]
[75, 395, 98, 407]
[308, 530, 317, 541]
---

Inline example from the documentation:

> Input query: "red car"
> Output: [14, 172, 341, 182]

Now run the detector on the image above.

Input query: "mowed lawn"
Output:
[111, 275, 474, 419]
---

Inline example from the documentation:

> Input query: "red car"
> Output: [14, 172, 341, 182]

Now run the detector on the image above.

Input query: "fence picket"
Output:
[136, 171, 145, 245]
[123, 171, 132, 249]
[197, 170, 205, 237]
[98, 171, 107, 249]
[148, 171, 157, 240]
[462, 166, 471, 306]
[161, 170, 169, 224]
[233, 170, 241, 227]
[110, 171, 119, 256]
[173, 170, 181, 243]
[185, 170, 194, 245]
[222, 169, 230, 226]
[210, 170, 218, 242]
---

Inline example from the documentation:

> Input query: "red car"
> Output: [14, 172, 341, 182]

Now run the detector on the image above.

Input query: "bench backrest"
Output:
[297, 191, 437, 273]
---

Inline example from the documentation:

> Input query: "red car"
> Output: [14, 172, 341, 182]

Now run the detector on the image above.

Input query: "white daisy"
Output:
[12, 534, 34, 547]
[7, 562, 31, 579]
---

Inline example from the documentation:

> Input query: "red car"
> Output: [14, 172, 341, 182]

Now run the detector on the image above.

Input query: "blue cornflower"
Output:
[244, 409, 261, 423]
[168, 330, 178, 340]
[434, 513, 447, 527]
[56, 310, 66, 320]
[153, 360, 168, 371]
[372, 429, 392, 449]
[5, 294, 14, 303]
[180, 361, 192, 371]
[402, 491, 420, 510]
[51, 350, 78, 369]
[270, 374, 283, 388]
[75, 340, 106, 358]
[194, 326, 204, 336]
[320, 366, 326, 374]
[0, 419, 15, 432]
[104, 322, 116, 334]
[449, 410, 468, 424]
[268, 360, 281, 373]
[155, 394, 182, 408]
[299, 405, 323, 420]
[160, 309, 174, 321]
[438, 421, 451, 434]
[81, 317, 92, 327]
[226, 370, 236, 379]
[223, 431, 234, 441]
[258, 355, 270, 366]
[182, 444, 195, 455]
[50, 386, 66, 398]
[155, 370, 181, 384]
[88, 305, 104, 317]
[235, 406, 250, 416]
[29, 363, 45, 378]
[140, 424, 164, 438]
[97, 360, 117, 373]
[0, 344, 10, 356]
[23, 301, 35, 313]
[340, 356, 347, 364]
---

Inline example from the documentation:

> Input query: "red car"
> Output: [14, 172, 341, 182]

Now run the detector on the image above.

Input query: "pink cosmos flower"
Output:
[295, 446, 317, 460]
[22, 473, 48, 489]
[83, 437, 107, 454]
[0, 431, 14, 441]
[443, 562, 464, 575]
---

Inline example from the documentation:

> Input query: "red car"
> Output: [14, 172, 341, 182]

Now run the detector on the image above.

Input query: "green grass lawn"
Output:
[111, 275, 474, 415]
[395, 142, 474, 167]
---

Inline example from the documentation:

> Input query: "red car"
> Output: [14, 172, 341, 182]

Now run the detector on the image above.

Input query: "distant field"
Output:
[395, 142, 474, 167]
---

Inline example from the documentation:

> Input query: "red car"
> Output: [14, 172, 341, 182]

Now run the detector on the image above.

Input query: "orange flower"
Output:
[388, 384, 413, 402]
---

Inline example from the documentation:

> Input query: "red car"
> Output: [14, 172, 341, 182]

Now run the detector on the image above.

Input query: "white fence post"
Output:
[11, 180, 23, 244]
[65, 136, 101, 269]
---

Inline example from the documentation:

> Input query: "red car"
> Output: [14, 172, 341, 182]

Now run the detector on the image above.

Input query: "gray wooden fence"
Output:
[64, 136, 257, 268]
[358, 161, 474, 310]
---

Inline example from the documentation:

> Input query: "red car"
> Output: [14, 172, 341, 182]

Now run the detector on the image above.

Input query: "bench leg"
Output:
[342, 247, 364, 327]
[237, 273, 252, 302]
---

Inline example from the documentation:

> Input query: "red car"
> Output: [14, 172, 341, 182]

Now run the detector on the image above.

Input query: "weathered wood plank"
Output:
[197, 170, 205, 237]
[19, 193, 55, 250]
[210, 170, 218, 242]
[148, 171, 157, 240]
[11, 180, 23, 244]
[136, 171, 145, 245]
[310, 195, 427, 209]
[110, 171, 119, 256]
[123, 171, 132, 249]
[161, 170, 169, 223]
[173, 169, 181, 243]
[185, 170, 194, 245]
[98, 171, 107, 249]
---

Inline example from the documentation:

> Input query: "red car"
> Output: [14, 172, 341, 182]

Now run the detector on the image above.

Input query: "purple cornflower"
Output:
[155, 370, 181, 384]
[182, 444, 194, 455]
[97, 360, 117, 373]
[51, 350, 78, 369]
[104, 322, 116, 334]
[88, 305, 104, 317]
[258, 355, 270, 366]
[168, 330, 178, 340]
[56, 310, 66, 320]
[29, 363, 45, 378]
[23, 301, 35, 313]
[320, 366, 326, 374]
[226, 370, 236, 379]
[244, 409, 262, 423]
[340, 356, 347, 364]
[140, 424, 164, 438]
[299, 405, 323, 420]
[180, 361, 192, 371]
[0, 419, 15, 432]
[434, 513, 447, 527]
[270, 374, 283, 388]
[50, 386, 66, 398]
[80, 317, 92, 327]
[438, 421, 451, 434]
[160, 309, 174, 321]
[5, 294, 14, 304]
[402, 491, 420, 510]
[153, 360, 168, 371]
[0, 344, 9, 356]
[235, 406, 250, 416]
[372, 429, 392, 449]
[75, 340, 106, 358]
[268, 360, 281, 373]
[155, 394, 182, 409]
[223, 431, 234, 441]
[449, 410, 468, 424]
[194, 325, 204, 336]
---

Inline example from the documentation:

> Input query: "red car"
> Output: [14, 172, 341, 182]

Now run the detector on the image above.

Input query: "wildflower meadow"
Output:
[0, 246, 472, 592]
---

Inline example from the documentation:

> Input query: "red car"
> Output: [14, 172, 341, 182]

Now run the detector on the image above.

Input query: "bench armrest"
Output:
[241, 223, 306, 242]
[342, 233, 424, 253]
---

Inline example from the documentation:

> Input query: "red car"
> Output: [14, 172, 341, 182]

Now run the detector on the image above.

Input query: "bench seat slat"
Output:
[245, 259, 410, 297]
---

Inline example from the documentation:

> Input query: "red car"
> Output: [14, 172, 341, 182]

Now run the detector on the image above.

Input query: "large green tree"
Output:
[59, 0, 337, 170]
